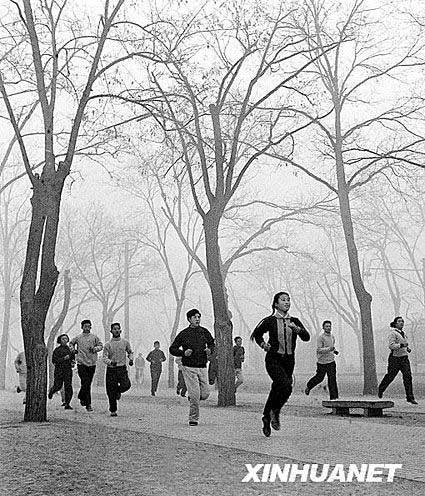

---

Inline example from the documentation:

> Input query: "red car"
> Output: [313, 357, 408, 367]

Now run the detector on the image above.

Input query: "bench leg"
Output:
[364, 408, 383, 417]
[333, 407, 350, 415]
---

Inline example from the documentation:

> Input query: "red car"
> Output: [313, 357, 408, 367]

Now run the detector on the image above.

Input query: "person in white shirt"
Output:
[305, 320, 339, 400]
[103, 322, 134, 416]
[378, 316, 417, 404]
[69, 319, 103, 411]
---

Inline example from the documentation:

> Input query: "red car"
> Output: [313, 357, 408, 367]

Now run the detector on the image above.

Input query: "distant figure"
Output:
[169, 309, 215, 426]
[233, 336, 245, 392]
[146, 341, 166, 396]
[251, 292, 310, 437]
[134, 353, 145, 386]
[70, 319, 103, 412]
[48, 334, 75, 409]
[175, 357, 187, 397]
[208, 348, 218, 386]
[103, 323, 134, 417]
[378, 316, 417, 404]
[305, 320, 339, 400]
[14, 351, 27, 404]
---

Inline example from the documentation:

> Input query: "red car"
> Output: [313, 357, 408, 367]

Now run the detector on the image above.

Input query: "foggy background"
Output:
[0, 0, 424, 394]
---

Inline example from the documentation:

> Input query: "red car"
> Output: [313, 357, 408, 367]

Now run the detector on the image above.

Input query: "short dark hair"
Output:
[56, 333, 69, 344]
[322, 320, 332, 328]
[271, 292, 290, 311]
[154, 340, 160, 345]
[110, 322, 121, 330]
[390, 316, 403, 328]
[234, 336, 242, 343]
[186, 308, 201, 320]
[81, 319, 91, 328]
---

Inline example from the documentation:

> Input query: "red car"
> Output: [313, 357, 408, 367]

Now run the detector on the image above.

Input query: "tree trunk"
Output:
[168, 299, 184, 388]
[204, 211, 235, 407]
[0, 289, 12, 389]
[20, 175, 63, 421]
[334, 107, 377, 394]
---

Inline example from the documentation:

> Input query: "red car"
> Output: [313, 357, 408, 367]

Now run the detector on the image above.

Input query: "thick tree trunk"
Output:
[0, 290, 12, 389]
[21, 175, 63, 421]
[334, 108, 377, 394]
[204, 212, 235, 407]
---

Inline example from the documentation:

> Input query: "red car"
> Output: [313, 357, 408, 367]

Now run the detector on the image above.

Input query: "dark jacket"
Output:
[169, 326, 215, 368]
[146, 349, 166, 367]
[52, 345, 75, 369]
[233, 345, 245, 368]
[252, 315, 310, 354]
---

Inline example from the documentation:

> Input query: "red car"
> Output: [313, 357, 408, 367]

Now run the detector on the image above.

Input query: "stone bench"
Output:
[322, 400, 394, 417]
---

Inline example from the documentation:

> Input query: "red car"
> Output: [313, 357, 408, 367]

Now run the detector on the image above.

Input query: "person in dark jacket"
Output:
[251, 292, 310, 437]
[48, 334, 75, 409]
[146, 341, 166, 396]
[169, 309, 215, 426]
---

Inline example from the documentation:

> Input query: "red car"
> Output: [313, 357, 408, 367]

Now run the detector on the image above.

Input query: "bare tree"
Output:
[264, 0, 425, 393]
[112, 1, 338, 406]
[0, 0, 128, 420]
[67, 210, 154, 385]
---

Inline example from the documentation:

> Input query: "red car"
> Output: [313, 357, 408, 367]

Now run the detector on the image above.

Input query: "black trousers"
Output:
[150, 365, 162, 394]
[208, 360, 218, 385]
[176, 370, 187, 395]
[77, 364, 96, 406]
[263, 352, 295, 418]
[50, 367, 73, 405]
[378, 355, 414, 401]
[306, 361, 339, 400]
[106, 366, 131, 413]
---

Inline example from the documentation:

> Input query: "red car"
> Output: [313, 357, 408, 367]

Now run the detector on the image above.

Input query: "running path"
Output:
[3, 390, 423, 483]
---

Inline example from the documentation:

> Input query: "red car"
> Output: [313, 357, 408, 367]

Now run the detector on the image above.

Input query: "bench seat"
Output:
[322, 400, 394, 417]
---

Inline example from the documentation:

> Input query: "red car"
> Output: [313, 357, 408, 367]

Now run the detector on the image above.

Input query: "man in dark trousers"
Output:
[233, 336, 245, 392]
[103, 322, 134, 416]
[169, 309, 215, 426]
[146, 341, 166, 396]
[305, 320, 339, 400]
[70, 319, 103, 412]
[378, 316, 417, 404]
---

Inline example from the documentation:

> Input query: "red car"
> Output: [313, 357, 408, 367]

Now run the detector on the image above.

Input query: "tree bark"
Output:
[168, 299, 184, 388]
[204, 211, 235, 407]
[20, 174, 64, 421]
[334, 107, 377, 394]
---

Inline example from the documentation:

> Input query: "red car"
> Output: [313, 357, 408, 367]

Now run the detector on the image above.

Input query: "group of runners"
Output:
[15, 291, 418, 432]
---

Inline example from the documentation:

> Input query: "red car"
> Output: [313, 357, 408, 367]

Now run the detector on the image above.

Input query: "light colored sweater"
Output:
[70, 332, 103, 366]
[388, 329, 409, 357]
[103, 337, 134, 367]
[316, 332, 336, 364]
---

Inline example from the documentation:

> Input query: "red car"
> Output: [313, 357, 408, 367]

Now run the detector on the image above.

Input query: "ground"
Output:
[1, 377, 424, 496]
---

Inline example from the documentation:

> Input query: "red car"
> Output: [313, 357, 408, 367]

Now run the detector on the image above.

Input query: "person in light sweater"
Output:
[103, 322, 134, 416]
[305, 320, 339, 400]
[378, 316, 417, 404]
[70, 319, 103, 412]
